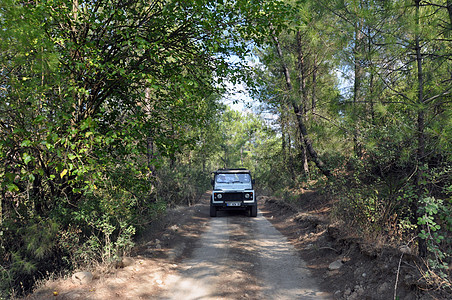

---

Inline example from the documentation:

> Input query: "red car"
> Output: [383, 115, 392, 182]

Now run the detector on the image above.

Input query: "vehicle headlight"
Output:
[216, 193, 222, 199]
[245, 193, 250, 199]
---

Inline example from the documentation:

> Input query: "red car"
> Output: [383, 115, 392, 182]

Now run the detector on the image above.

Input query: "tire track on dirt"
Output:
[161, 210, 330, 299]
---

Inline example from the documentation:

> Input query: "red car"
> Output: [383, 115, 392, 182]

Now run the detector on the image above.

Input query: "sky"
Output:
[221, 53, 260, 113]
[222, 80, 254, 112]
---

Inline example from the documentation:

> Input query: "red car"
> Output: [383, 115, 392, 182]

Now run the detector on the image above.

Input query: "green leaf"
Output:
[60, 169, 68, 178]
[23, 153, 33, 165]
[21, 140, 31, 147]
[7, 183, 19, 192]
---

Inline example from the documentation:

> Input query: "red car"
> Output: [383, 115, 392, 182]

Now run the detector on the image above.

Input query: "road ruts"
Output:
[161, 209, 331, 300]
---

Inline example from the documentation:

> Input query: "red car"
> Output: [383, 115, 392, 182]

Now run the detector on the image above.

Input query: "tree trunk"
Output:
[271, 29, 331, 178]
[296, 31, 308, 116]
[145, 87, 156, 175]
[367, 27, 375, 125]
[147, 135, 155, 174]
[281, 119, 287, 161]
[414, 0, 427, 257]
[312, 58, 318, 113]
[353, 17, 363, 157]
[287, 129, 296, 181]
[296, 30, 310, 177]
[292, 103, 331, 178]
[0, 192, 2, 227]
[298, 130, 310, 179]
[448, 0, 452, 35]
[280, 108, 295, 180]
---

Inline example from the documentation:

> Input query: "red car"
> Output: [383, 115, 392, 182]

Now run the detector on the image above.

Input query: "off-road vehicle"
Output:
[210, 168, 257, 217]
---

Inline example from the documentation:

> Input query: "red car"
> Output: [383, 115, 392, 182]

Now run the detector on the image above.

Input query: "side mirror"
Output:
[252, 179, 256, 185]
[211, 179, 214, 186]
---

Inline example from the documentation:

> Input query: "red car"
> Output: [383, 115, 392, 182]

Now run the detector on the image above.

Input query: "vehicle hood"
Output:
[214, 183, 252, 191]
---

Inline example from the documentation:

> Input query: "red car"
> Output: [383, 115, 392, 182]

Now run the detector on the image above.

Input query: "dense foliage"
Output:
[0, 0, 450, 297]
[0, 0, 289, 297]
[250, 0, 451, 291]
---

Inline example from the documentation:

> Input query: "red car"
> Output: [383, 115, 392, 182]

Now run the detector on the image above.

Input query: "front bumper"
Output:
[211, 201, 256, 209]
[211, 191, 256, 209]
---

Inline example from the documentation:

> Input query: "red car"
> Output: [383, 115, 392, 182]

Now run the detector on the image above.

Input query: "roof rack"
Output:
[212, 168, 251, 174]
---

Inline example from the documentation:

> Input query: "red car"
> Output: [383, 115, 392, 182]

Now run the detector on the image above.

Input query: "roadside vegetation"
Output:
[1, 0, 450, 298]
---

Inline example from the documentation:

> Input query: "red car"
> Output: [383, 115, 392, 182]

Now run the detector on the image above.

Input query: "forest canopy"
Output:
[0, 0, 451, 297]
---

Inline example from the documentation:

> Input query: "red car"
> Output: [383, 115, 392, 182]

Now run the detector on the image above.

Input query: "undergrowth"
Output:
[0, 161, 209, 298]
[272, 155, 451, 293]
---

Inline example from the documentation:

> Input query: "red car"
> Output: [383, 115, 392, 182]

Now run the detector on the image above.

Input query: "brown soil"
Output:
[25, 192, 449, 300]
[25, 195, 212, 300]
[259, 192, 449, 300]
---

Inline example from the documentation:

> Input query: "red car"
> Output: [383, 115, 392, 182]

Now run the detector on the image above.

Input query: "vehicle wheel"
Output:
[250, 205, 257, 217]
[210, 205, 217, 217]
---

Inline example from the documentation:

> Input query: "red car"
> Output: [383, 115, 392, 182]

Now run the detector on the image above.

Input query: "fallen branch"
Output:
[394, 253, 404, 300]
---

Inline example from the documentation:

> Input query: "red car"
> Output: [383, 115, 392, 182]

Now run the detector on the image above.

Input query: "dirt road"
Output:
[159, 210, 329, 300]
[29, 199, 333, 300]
[29, 195, 445, 300]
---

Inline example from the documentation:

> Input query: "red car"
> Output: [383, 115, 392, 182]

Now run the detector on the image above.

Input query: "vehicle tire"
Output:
[250, 205, 257, 217]
[210, 205, 217, 217]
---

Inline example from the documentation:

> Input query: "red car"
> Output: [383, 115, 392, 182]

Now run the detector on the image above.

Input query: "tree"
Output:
[252, 1, 340, 179]
[318, 0, 451, 271]
[0, 0, 292, 296]
[369, 0, 451, 256]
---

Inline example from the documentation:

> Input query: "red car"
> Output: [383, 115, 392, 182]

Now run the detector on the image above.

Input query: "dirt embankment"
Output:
[260, 193, 449, 300]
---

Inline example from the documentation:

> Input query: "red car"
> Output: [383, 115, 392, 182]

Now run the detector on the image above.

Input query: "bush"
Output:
[153, 163, 210, 207]
[328, 151, 451, 290]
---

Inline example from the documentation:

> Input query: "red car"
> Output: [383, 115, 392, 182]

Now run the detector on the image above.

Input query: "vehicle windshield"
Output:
[214, 173, 252, 189]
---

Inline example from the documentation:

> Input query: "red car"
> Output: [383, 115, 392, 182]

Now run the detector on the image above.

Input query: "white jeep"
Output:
[210, 168, 257, 217]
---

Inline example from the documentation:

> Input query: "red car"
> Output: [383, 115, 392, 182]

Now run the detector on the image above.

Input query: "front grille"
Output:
[223, 193, 243, 201]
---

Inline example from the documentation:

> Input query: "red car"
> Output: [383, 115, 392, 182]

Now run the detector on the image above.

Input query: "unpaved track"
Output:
[160, 209, 330, 300]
